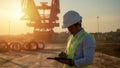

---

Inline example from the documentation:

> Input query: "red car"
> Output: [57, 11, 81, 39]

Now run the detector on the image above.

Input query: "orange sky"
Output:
[0, 0, 120, 35]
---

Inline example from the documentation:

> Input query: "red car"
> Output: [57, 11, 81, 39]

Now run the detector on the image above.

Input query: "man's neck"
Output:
[73, 28, 82, 36]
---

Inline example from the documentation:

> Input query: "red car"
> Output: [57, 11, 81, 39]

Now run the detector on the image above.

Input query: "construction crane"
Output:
[21, 0, 60, 42]
[0, 0, 60, 52]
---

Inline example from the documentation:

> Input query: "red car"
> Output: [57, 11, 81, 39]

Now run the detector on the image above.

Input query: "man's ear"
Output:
[79, 20, 82, 23]
[78, 23, 81, 28]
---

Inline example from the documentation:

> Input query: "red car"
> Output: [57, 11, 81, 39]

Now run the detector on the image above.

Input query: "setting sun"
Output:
[0, 0, 120, 35]
[13, 10, 23, 19]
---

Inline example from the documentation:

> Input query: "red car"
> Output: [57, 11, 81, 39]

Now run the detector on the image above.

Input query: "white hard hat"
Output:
[62, 10, 82, 28]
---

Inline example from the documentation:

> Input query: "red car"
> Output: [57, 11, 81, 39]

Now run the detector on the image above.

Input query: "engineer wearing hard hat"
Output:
[57, 11, 96, 68]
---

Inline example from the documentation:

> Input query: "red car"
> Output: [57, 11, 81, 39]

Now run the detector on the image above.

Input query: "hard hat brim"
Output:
[62, 22, 72, 28]
[62, 24, 68, 28]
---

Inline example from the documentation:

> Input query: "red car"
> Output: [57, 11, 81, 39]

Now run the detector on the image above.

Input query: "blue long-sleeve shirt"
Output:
[67, 29, 96, 68]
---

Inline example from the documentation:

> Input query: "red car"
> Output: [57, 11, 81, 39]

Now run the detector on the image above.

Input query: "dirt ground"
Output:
[0, 43, 120, 68]
[96, 41, 120, 58]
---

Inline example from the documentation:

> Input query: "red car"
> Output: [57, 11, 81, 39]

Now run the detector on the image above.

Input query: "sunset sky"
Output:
[0, 0, 120, 35]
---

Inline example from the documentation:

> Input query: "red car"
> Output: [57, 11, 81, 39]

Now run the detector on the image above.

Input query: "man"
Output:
[56, 10, 96, 68]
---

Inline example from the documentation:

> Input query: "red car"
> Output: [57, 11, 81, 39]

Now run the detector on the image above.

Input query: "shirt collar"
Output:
[74, 28, 84, 38]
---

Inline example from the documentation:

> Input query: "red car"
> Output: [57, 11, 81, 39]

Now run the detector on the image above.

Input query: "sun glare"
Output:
[13, 10, 23, 19]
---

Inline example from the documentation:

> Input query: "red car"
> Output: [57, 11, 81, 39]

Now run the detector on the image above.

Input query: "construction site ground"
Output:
[0, 42, 120, 68]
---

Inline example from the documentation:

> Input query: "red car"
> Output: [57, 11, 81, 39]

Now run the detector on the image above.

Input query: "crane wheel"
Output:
[0, 41, 9, 52]
[25, 41, 38, 51]
[38, 41, 45, 50]
[22, 42, 29, 50]
[10, 42, 22, 51]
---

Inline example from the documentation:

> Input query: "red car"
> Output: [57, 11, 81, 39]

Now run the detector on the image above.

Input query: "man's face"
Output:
[67, 25, 76, 35]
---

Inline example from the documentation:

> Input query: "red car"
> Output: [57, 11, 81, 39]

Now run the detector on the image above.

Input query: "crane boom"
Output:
[21, 0, 60, 41]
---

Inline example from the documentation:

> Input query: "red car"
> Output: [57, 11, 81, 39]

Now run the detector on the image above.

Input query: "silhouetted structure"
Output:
[21, 0, 60, 42]
[92, 29, 120, 41]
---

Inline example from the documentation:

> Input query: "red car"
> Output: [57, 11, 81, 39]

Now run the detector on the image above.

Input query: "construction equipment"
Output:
[0, 40, 45, 52]
[0, 0, 60, 52]
[21, 0, 60, 42]
[0, 40, 9, 52]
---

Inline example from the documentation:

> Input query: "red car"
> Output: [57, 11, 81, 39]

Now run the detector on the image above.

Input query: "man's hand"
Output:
[58, 52, 67, 58]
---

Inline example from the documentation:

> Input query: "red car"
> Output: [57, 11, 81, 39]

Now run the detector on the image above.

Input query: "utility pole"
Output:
[8, 21, 11, 41]
[9, 21, 11, 35]
[97, 16, 99, 33]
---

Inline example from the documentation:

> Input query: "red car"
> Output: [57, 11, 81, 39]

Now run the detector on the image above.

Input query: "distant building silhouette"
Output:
[92, 29, 120, 41]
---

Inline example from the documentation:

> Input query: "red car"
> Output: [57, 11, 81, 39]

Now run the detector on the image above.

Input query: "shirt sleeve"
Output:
[74, 35, 96, 67]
